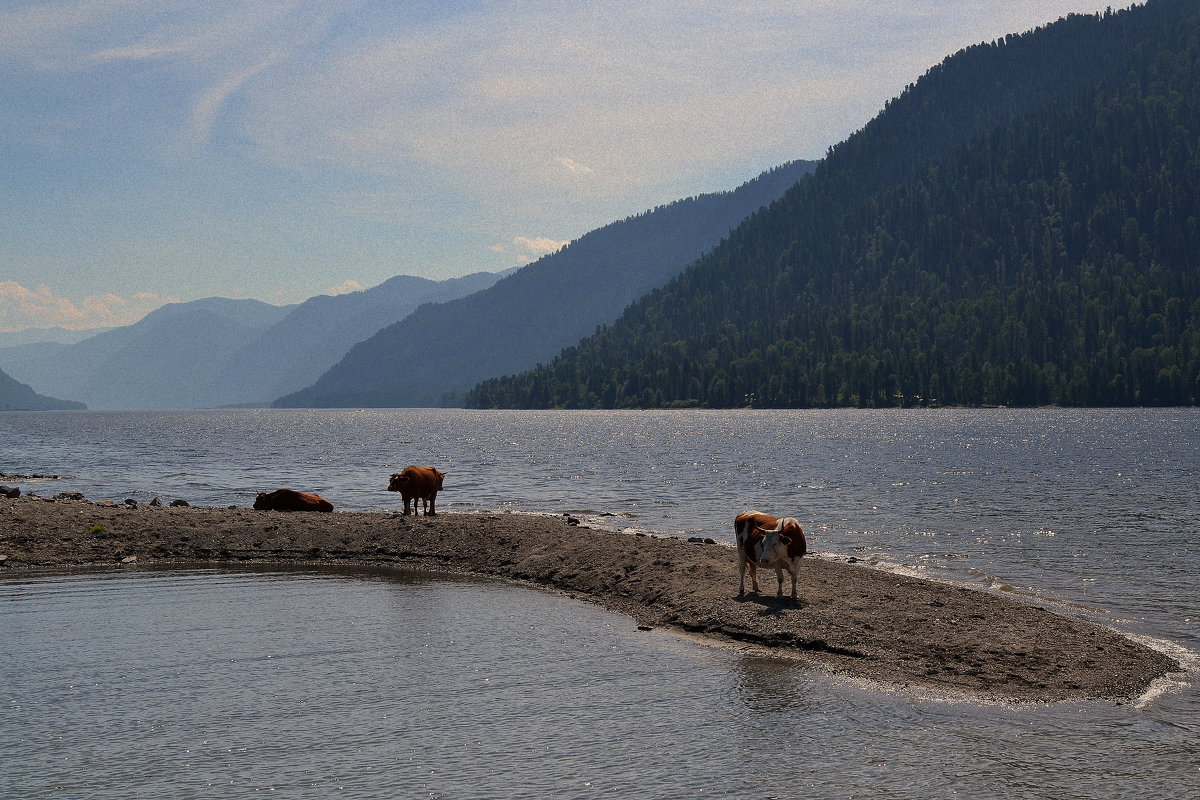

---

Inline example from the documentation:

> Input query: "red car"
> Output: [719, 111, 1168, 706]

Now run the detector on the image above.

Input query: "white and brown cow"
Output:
[387, 465, 445, 516]
[734, 510, 807, 601]
[734, 510, 780, 596]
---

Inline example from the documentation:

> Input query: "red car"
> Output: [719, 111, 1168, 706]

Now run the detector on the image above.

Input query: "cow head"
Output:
[387, 473, 406, 492]
[755, 518, 804, 565]
[756, 528, 790, 566]
[252, 492, 270, 509]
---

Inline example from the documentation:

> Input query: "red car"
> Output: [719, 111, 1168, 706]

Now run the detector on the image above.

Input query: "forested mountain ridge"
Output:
[467, 0, 1200, 409]
[273, 159, 815, 408]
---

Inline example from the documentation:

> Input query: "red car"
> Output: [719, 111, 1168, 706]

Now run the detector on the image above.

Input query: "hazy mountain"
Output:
[212, 271, 506, 406]
[466, 0, 1200, 409]
[0, 327, 102, 348]
[0, 298, 293, 409]
[275, 159, 816, 408]
[0, 366, 85, 410]
[0, 273, 507, 409]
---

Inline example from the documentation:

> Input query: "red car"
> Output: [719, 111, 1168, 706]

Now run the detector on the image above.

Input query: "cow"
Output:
[388, 465, 445, 516]
[755, 516, 807, 602]
[734, 510, 780, 596]
[253, 488, 334, 512]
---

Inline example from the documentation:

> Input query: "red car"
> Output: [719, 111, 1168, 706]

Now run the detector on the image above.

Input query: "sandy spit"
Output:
[0, 494, 1179, 703]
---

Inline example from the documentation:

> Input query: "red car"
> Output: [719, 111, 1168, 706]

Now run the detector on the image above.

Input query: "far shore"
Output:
[0, 492, 1180, 703]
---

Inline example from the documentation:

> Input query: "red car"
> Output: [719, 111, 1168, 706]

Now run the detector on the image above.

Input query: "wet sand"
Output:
[0, 494, 1179, 702]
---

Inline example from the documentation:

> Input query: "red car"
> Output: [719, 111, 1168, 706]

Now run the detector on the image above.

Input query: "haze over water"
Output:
[3, 408, 1198, 797]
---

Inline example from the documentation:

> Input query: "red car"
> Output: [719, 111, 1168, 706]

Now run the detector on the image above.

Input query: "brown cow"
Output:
[253, 488, 334, 512]
[753, 516, 807, 602]
[734, 510, 780, 596]
[388, 465, 445, 516]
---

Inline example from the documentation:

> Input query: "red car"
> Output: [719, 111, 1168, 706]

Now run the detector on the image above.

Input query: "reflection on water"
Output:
[2, 566, 1198, 800]
[730, 655, 824, 715]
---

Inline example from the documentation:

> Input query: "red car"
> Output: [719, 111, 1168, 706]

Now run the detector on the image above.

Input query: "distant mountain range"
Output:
[1, 157, 813, 411]
[468, 0, 1200, 409]
[0, 366, 85, 411]
[0, 327, 100, 348]
[0, 272, 503, 409]
[275, 159, 816, 407]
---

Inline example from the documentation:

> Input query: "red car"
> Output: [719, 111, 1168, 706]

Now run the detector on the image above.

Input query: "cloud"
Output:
[490, 235, 570, 263]
[513, 236, 569, 257]
[0, 283, 178, 332]
[234, 0, 1115, 217]
[558, 157, 594, 176]
[487, 235, 566, 262]
[186, 51, 284, 151]
[327, 279, 364, 296]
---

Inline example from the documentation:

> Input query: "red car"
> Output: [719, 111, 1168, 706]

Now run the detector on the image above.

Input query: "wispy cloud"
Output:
[0, 283, 178, 332]
[187, 51, 285, 151]
[234, 0, 995, 220]
[558, 157, 594, 176]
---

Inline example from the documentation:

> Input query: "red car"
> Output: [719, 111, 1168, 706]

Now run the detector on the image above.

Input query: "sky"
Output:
[1, 0, 1122, 332]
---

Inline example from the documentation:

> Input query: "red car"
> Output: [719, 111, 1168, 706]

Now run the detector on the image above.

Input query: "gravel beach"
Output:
[0, 493, 1179, 702]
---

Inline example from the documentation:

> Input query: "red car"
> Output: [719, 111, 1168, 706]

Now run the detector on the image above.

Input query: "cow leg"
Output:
[403, 497, 412, 515]
[739, 554, 759, 595]
[788, 566, 799, 603]
[774, 565, 785, 598]
[427, 496, 436, 517]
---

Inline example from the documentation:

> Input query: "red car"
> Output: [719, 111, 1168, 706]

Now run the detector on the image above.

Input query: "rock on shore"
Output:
[0, 494, 1179, 702]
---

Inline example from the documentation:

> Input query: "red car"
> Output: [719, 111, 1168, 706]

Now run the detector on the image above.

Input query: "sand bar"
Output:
[0, 494, 1179, 702]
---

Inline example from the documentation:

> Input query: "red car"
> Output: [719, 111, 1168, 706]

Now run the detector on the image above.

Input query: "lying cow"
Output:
[388, 465, 445, 516]
[733, 510, 807, 601]
[253, 488, 334, 512]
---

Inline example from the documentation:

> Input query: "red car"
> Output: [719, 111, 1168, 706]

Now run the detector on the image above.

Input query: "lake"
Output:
[2, 408, 1198, 798]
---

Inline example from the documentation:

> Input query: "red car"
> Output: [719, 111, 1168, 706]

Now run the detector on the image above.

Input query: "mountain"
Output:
[211, 271, 505, 406]
[467, 0, 1200, 409]
[0, 366, 85, 410]
[274, 159, 816, 408]
[0, 271, 503, 409]
[0, 298, 293, 409]
[0, 327, 102, 348]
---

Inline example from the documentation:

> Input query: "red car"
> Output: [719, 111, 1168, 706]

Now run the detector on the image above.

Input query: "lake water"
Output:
[2, 408, 1198, 798]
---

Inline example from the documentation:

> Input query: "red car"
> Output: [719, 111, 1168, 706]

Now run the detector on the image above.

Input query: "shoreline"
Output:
[0, 494, 1180, 703]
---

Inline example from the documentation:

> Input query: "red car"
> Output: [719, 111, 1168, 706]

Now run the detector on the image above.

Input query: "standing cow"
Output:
[733, 510, 807, 601]
[734, 510, 780, 596]
[755, 516, 807, 602]
[388, 466, 445, 516]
